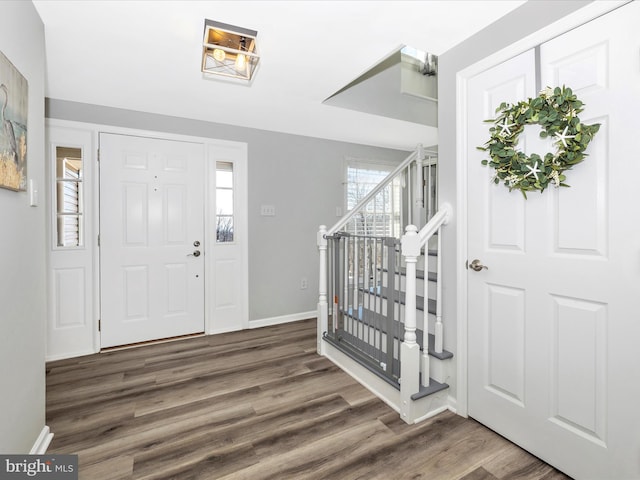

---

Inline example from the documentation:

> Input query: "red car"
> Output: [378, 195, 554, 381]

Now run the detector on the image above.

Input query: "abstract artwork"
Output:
[0, 50, 28, 191]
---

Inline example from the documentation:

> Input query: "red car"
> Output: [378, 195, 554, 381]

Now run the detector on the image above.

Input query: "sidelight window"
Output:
[55, 146, 84, 247]
[215, 161, 234, 242]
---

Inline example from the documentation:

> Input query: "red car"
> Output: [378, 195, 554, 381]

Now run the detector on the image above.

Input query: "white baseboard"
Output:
[412, 400, 450, 424]
[323, 342, 401, 414]
[46, 349, 96, 363]
[30, 426, 53, 454]
[208, 325, 242, 335]
[447, 395, 459, 416]
[249, 311, 316, 329]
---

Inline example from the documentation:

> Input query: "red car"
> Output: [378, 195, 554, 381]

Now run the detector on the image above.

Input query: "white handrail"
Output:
[417, 203, 452, 245]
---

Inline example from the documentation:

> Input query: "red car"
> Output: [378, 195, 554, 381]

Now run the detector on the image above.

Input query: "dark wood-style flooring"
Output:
[46, 318, 571, 479]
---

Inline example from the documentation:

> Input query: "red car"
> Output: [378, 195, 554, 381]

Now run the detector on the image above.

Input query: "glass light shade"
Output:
[212, 48, 226, 62]
[234, 53, 247, 73]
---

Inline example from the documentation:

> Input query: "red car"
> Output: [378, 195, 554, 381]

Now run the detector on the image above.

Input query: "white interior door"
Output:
[99, 133, 205, 348]
[466, 4, 640, 479]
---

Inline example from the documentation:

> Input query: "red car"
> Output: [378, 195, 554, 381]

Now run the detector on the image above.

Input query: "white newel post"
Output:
[317, 225, 328, 355]
[400, 225, 421, 423]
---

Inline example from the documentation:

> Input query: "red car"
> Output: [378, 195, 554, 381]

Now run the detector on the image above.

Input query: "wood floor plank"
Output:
[482, 441, 561, 479]
[80, 456, 134, 480]
[46, 319, 572, 479]
[132, 394, 358, 479]
[216, 421, 395, 480]
[460, 467, 501, 480]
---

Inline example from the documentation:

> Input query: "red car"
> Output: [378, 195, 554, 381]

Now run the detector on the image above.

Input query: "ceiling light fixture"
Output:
[202, 19, 259, 81]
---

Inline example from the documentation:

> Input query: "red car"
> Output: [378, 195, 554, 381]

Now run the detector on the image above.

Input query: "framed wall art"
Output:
[0, 50, 28, 192]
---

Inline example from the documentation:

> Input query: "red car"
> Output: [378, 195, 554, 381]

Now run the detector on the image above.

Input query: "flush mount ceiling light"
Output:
[202, 19, 259, 81]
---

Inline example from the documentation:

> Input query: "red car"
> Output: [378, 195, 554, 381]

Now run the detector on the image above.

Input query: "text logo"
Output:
[0, 455, 77, 479]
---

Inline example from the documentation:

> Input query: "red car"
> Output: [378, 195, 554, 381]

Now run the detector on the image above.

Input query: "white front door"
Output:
[99, 133, 205, 348]
[466, 3, 640, 479]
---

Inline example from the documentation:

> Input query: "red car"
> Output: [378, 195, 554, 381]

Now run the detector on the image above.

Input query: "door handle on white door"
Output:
[469, 259, 488, 271]
[188, 250, 201, 257]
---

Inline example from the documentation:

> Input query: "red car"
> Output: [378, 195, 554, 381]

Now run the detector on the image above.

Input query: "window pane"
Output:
[216, 189, 233, 215]
[216, 161, 233, 188]
[56, 147, 83, 179]
[346, 165, 390, 210]
[216, 215, 234, 242]
[216, 161, 234, 243]
[57, 180, 83, 213]
[57, 214, 82, 247]
[345, 162, 402, 237]
[217, 170, 233, 188]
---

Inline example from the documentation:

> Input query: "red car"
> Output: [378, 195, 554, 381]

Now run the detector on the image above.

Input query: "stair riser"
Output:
[337, 294, 435, 334]
[379, 275, 436, 298]
[345, 277, 435, 300]
[329, 320, 451, 384]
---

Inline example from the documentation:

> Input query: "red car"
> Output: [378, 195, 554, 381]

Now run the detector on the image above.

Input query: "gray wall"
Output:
[437, 0, 593, 399]
[45, 99, 409, 321]
[0, 1, 46, 453]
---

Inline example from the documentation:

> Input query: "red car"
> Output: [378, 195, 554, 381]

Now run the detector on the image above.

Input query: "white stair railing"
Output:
[317, 144, 443, 424]
[318, 144, 435, 353]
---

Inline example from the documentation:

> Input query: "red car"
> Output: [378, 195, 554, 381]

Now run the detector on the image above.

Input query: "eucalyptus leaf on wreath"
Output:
[477, 86, 600, 199]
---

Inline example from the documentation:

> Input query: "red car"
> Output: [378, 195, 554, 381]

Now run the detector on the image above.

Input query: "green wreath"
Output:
[478, 86, 600, 198]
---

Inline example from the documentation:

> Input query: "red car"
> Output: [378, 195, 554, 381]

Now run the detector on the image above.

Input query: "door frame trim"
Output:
[454, 0, 627, 417]
[47, 119, 249, 352]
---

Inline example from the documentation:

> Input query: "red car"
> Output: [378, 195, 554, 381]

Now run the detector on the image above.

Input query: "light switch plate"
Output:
[29, 179, 38, 207]
[261, 205, 275, 216]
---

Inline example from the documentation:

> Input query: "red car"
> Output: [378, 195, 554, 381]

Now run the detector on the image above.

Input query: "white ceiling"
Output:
[33, 1, 525, 150]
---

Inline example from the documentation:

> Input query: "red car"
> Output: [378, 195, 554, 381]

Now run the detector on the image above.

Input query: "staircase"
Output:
[317, 145, 453, 424]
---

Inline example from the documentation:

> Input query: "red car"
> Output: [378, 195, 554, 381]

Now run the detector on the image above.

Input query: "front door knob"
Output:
[188, 250, 201, 257]
[469, 259, 488, 271]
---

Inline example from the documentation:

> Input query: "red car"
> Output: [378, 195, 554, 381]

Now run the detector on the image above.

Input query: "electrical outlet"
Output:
[300, 277, 308, 289]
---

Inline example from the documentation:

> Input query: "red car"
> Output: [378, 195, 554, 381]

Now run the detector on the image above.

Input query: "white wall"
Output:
[44, 100, 409, 323]
[0, 1, 46, 453]
[437, 0, 594, 403]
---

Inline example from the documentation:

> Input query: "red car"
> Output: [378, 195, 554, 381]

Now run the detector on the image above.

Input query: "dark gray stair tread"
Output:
[411, 376, 449, 400]
[373, 286, 436, 315]
[426, 333, 454, 360]
[379, 267, 437, 283]
[400, 268, 438, 283]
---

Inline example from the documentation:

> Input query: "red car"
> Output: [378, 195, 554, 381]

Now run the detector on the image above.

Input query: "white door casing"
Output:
[466, 4, 640, 479]
[99, 133, 205, 348]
